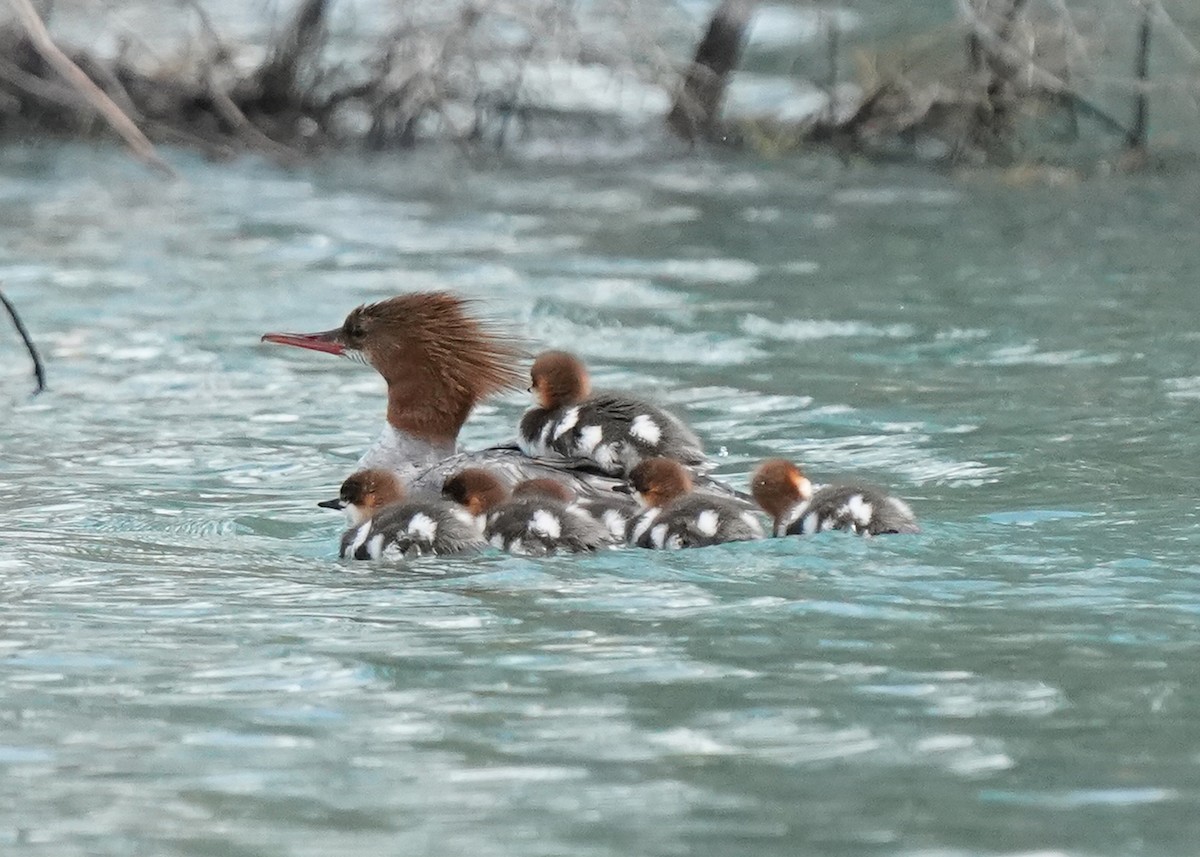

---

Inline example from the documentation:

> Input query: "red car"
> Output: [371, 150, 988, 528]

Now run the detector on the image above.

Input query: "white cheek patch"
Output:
[530, 509, 562, 539]
[575, 424, 603, 455]
[695, 509, 720, 537]
[797, 477, 813, 500]
[629, 414, 662, 445]
[552, 406, 580, 440]
[407, 512, 438, 542]
[346, 506, 368, 528]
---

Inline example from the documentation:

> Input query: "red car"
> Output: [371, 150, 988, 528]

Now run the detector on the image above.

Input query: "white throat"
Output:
[357, 425, 457, 484]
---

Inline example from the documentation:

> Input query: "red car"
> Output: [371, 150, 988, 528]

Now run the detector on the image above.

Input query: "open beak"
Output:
[261, 328, 346, 355]
[317, 498, 346, 510]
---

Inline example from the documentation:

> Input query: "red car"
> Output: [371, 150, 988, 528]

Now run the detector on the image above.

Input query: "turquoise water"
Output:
[2, 143, 1199, 855]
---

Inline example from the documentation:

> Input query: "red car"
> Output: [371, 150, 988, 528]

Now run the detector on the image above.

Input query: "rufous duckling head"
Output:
[263, 292, 525, 447]
[441, 467, 509, 517]
[528, 350, 590, 410]
[620, 457, 693, 508]
[511, 478, 575, 504]
[750, 459, 813, 526]
[318, 468, 406, 527]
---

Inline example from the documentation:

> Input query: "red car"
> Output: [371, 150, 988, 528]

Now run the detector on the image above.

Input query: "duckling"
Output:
[511, 477, 640, 543]
[319, 468, 483, 559]
[442, 468, 614, 555]
[621, 457, 764, 549]
[518, 350, 706, 477]
[750, 458, 919, 537]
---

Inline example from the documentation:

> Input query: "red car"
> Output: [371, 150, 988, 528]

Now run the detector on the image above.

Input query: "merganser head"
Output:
[621, 457, 693, 508]
[511, 478, 575, 504]
[441, 467, 509, 517]
[318, 468, 406, 527]
[529, 350, 590, 410]
[750, 459, 813, 525]
[263, 292, 525, 447]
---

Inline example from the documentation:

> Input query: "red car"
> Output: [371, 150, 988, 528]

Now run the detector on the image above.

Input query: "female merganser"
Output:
[264, 292, 594, 493]
[518, 350, 707, 477]
[750, 458, 919, 537]
[441, 468, 614, 555]
[621, 457, 764, 549]
[319, 468, 483, 559]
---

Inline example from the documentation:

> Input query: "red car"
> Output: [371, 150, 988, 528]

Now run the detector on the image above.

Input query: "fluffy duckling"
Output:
[319, 468, 483, 559]
[622, 457, 764, 549]
[750, 458, 919, 537]
[442, 468, 614, 555]
[518, 350, 706, 477]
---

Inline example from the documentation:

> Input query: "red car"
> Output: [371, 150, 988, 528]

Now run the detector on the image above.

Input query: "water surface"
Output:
[2, 143, 1199, 856]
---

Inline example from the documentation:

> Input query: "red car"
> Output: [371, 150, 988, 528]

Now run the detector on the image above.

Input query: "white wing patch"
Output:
[592, 442, 619, 473]
[530, 509, 562, 539]
[630, 508, 660, 543]
[407, 512, 438, 542]
[740, 512, 764, 536]
[846, 494, 873, 526]
[348, 522, 372, 555]
[575, 424, 603, 455]
[367, 533, 385, 559]
[629, 414, 662, 445]
[695, 509, 720, 537]
[649, 523, 670, 549]
[800, 512, 818, 535]
[552, 406, 580, 440]
[601, 509, 626, 539]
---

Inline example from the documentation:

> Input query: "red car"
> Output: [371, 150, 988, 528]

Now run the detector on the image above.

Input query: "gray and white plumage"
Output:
[572, 491, 642, 542]
[519, 392, 706, 477]
[484, 496, 615, 556]
[340, 498, 484, 560]
[780, 484, 919, 537]
[627, 494, 765, 550]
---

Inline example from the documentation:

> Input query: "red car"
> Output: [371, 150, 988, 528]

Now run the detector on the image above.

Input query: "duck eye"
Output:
[343, 318, 366, 341]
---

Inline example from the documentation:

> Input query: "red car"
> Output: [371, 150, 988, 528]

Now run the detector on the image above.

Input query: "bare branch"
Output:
[0, 287, 46, 395]
[6, 0, 176, 178]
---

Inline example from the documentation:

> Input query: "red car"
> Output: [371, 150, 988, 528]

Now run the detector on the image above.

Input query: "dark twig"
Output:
[0, 288, 46, 395]
[1128, 2, 1151, 150]
[667, 0, 756, 141]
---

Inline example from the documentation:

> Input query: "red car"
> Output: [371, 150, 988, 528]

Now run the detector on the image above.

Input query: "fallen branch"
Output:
[7, 0, 176, 178]
[0, 288, 46, 395]
[956, 0, 1131, 141]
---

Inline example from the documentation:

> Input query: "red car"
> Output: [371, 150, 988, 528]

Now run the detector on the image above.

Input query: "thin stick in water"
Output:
[0, 288, 47, 395]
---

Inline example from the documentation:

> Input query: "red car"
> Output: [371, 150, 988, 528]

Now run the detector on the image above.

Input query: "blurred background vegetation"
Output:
[0, 0, 1197, 172]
